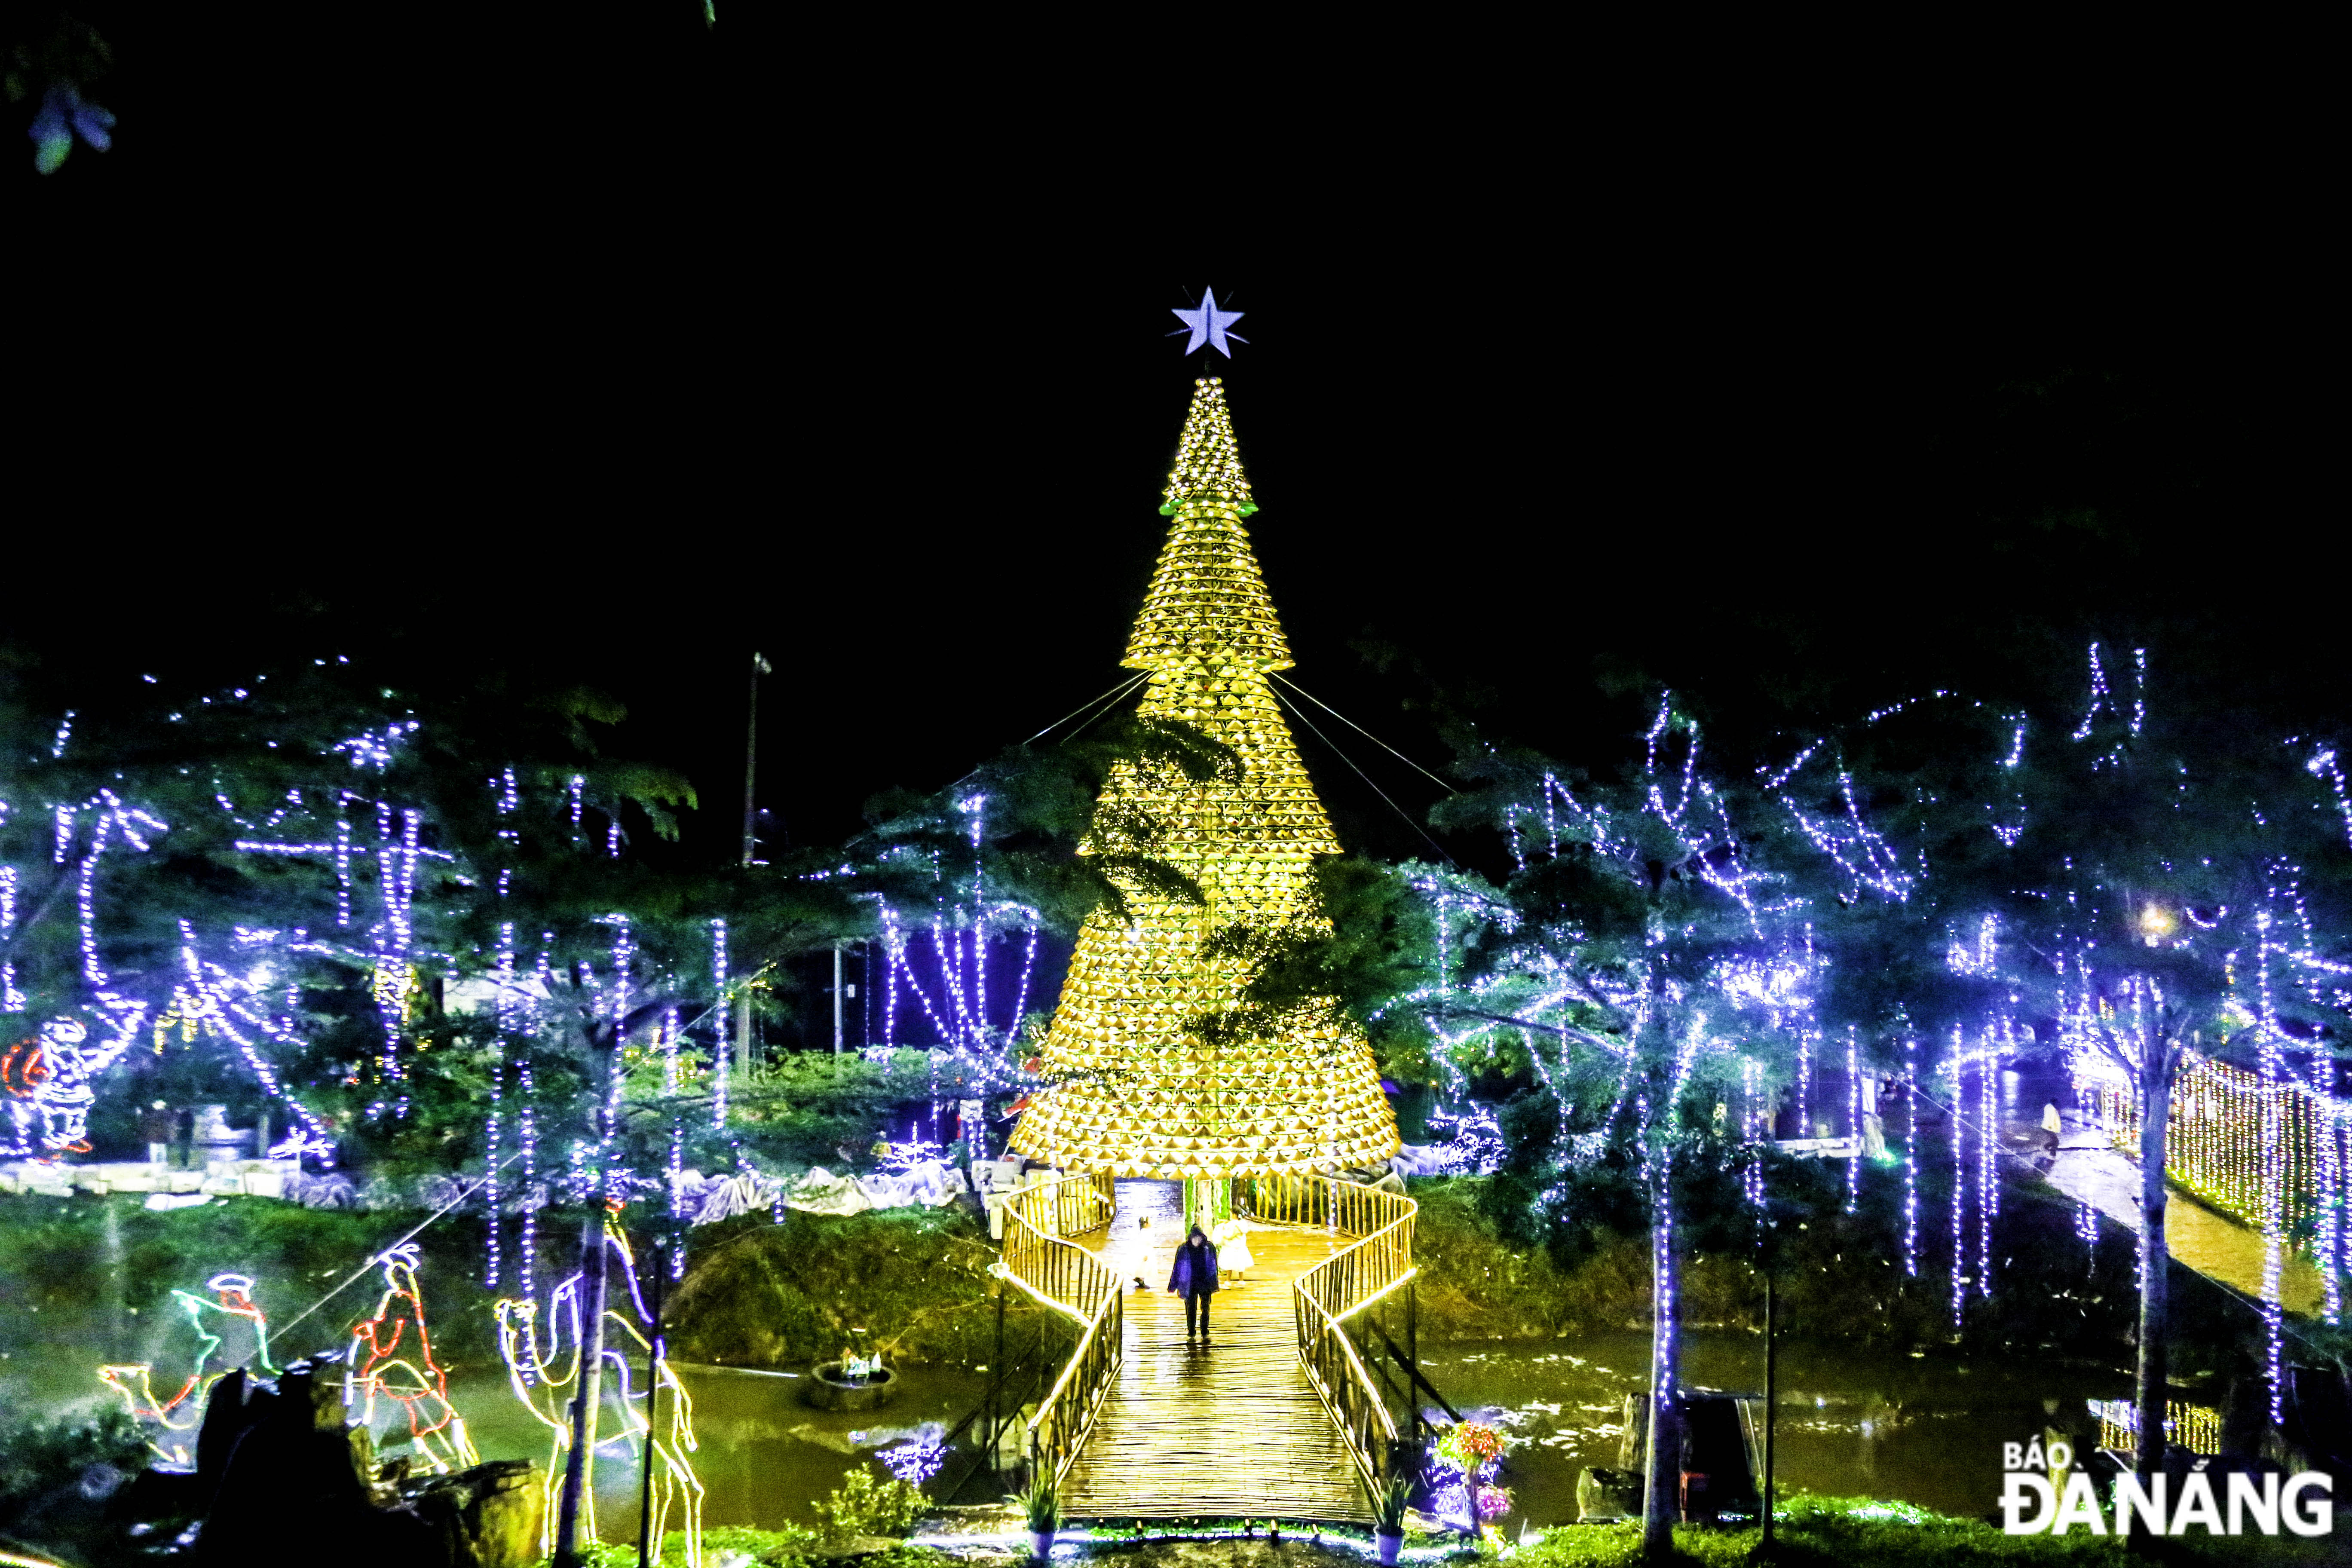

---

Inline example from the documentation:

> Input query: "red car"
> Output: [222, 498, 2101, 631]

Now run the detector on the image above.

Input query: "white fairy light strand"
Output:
[1902, 1039, 1919, 1276]
[1978, 1029, 1997, 1296]
[1950, 1044, 1967, 1329]
[710, 919, 730, 1129]
[1845, 1028, 1861, 1213]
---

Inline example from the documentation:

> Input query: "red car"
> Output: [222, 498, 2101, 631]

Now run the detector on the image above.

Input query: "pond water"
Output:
[1422, 1329, 2126, 1525]
[5, 1232, 2121, 1537]
[12, 1321, 1003, 1547]
[433, 1358, 996, 1544]
[411, 1327, 2120, 1540]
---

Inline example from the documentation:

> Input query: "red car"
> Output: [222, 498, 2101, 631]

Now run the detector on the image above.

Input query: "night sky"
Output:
[10, 6, 2336, 873]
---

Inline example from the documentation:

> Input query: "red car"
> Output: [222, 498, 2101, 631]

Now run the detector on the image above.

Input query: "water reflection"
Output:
[429, 1359, 991, 1544]
[863, 1422, 949, 1483]
[1424, 1330, 2122, 1522]
[24, 1311, 2122, 1535]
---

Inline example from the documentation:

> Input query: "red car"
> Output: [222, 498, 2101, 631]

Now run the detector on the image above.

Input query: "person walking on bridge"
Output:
[1167, 1224, 1219, 1341]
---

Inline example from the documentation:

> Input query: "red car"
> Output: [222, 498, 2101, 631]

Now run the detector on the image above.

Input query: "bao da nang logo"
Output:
[2000, 1437, 2334, 1537]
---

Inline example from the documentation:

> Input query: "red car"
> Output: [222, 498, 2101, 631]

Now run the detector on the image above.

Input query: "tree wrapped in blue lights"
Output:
[851, 713, 1240, 1109]
[1847, 645, 2352, 1506]
[0, 656, 879, 1565]
[0, 658, 884, 1213]
[1417, 697, 1914, 1558]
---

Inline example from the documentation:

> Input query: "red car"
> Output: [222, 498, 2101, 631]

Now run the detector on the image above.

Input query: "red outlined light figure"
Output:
[98, 1272, 279, 1467]
[5, 1019, 131, 1156]
[345, 1244, 479, 1474]
[1, 1036, 42, 1156]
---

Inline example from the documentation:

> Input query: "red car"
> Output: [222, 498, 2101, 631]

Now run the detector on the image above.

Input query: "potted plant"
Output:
[1372, 1476, 1412, 1565]
[1015, 1476, 1060, 1559]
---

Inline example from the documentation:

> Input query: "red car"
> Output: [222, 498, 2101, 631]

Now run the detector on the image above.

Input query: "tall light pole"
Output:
[552, 1016, 619, 1568]
[1761, 1269, 1777, 1556]
[833, 943, 845, 1057]
[737, 652, 771, 1076]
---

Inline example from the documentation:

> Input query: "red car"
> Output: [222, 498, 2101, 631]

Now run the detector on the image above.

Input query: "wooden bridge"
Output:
[986, 1172, 1430, 1525]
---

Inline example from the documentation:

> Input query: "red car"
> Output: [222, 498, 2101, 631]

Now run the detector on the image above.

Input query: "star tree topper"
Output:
[1170, 288, 1246, 357]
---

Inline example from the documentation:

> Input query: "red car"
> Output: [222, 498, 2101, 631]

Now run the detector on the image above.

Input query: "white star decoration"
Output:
[1169, 288, 1247, 357]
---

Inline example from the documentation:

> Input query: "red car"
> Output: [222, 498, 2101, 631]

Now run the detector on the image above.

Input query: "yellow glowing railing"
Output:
[1244, 1174, 1417, 1501]
[2092, 1397, 2223, 1457]
[996, 1172, 1120, 1492]
[2098, 1050, 2341, 1245]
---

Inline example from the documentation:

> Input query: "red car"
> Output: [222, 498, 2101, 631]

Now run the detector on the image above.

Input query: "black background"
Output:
[6, 4, 2337, 870]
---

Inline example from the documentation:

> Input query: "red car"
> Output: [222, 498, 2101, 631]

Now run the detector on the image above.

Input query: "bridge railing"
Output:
[1254, 1173, 1418, 1503]
[997, 1172, 1120, 1493]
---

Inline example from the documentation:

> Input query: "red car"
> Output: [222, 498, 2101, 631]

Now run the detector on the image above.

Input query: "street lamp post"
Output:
[736, 652, 772, 1076]
[1761, 1269, 1777, 1556]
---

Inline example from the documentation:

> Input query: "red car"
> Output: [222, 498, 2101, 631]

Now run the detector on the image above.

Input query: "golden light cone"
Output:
[1009, 379, 1401, 1177]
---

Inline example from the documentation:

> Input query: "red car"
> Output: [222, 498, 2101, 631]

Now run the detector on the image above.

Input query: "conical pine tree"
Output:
[1009, 378, 1400, 1177]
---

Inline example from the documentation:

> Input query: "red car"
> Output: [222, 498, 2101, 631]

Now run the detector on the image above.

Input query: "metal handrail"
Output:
[1264, 1173, 1418, 1502]
[998, 1172, 1120, 1492]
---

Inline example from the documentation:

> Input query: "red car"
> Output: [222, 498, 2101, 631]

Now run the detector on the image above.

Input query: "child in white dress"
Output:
[1210, 1215, 1254, 1281]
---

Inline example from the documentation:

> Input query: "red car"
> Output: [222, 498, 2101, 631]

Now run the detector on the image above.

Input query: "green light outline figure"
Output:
[98, 1272, 278, 1466]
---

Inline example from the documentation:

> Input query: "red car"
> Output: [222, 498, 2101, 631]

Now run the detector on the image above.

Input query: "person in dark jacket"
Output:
[1167, 1224, 1219, 1340]
[138, 1102, 175, 1166]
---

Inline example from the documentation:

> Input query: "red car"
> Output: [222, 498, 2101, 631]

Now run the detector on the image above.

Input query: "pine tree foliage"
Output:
[1197, 854, 1438, 1074]
[1415, 697, 1914, 1557]
[1849, 646, 2352, 1082]
[0, 655, 860, 1182]
[1822, 644, 2352, 1486]
[853, 713, 1234, 937]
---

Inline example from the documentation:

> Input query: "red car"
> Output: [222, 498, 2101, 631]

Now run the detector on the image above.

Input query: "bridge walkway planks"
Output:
[1058, 1185, 1365, 1525]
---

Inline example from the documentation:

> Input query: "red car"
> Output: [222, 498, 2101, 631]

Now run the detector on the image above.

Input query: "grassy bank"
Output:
[0, 1159, 2309, 1392]
[649, 1164, 2214, 1372]
[662, 1202, 1057, 1368]
[0, 1191, 496, 1391]
[1406, 1174, 1935, 1345]
[0, 1183, 1054, 1406]
[1407, 1167, 2177, 1369]
[584, 1495, 2346, 1568]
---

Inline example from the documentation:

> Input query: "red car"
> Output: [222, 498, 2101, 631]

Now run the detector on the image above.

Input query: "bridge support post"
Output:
[1407, 1277, 1421, 1438]
[989, 1283, 1005, 1485]
[1761, 1271, 1776, 1554]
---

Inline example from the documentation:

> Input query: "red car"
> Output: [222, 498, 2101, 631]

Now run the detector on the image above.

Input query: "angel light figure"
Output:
[494, 1212, 702, 1564]
[346, 1244, 479, 1474]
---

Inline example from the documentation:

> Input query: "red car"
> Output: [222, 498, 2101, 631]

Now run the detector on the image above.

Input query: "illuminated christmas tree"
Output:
[1009, 378, 1400, 1178]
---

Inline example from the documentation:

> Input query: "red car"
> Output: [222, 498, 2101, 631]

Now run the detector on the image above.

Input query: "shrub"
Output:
[0, 1407, 149, 1560]
[1013, 1474, 1059, 1534]
[809, 1462, 925, 1541]
[0, 1408, 146, 1518]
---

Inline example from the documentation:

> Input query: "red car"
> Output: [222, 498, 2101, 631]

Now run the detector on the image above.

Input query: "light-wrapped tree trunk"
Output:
[1643, 1164, 1681, 1560]
[2132, 1026, 2171, 1535]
